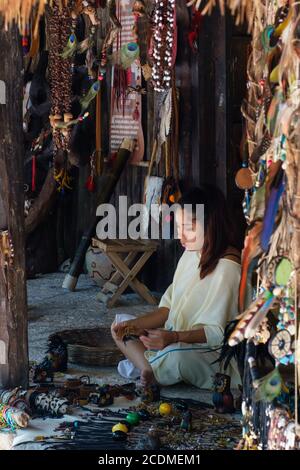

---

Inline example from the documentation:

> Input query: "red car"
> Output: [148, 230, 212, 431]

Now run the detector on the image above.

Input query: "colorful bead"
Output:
[126, 412, 140, 426]
[159, 402, 172, 416]
[112, 422, 129, 434]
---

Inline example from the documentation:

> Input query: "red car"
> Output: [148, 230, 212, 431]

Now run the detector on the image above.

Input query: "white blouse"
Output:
[159, 249, 241, 347]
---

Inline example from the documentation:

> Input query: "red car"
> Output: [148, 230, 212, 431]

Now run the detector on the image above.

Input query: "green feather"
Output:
[61, 33, 77, 59]
[254, 367, 282, 402]
[79, 81, 101, 112]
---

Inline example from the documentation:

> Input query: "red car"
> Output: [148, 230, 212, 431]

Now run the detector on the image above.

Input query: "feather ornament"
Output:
[244, 292, 276, 339]
[261, 169, 285, 252]
[239, 221, 263, 313]
[253, 367, 283, 402]
[77, 37, 94, 55]
[79, 81, 101, 112]
[228, 294, 266, 347]
[61, 33, 78, 59]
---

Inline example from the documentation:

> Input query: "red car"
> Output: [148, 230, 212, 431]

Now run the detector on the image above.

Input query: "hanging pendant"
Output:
[268, 329, 293, 365]
[235, 167, 254, 190]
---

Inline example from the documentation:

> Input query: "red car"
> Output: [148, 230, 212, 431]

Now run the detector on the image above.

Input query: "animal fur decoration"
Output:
[31, 334, 68, 383]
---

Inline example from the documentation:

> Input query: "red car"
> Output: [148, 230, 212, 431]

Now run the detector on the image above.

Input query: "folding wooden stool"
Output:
[91, 238, 159, 308]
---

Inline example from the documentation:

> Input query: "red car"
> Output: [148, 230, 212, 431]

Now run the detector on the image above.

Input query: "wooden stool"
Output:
[92, 238, 159, 308]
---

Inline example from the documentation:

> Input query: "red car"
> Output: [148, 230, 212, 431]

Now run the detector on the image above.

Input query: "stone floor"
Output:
[27, 272, 211, 401]
[3, 272, 242, 450]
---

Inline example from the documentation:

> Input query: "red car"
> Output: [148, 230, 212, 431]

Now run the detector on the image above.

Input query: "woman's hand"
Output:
[112, 319, 136, 337]
[140, 329, 177, 350]
[112, 318, 145, 337]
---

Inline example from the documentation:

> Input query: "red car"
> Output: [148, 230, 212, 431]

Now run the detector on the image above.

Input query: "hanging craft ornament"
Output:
[120, 42, 140, 69]
[61, 32, 78, 59]
[235, 165, 254, 190]
[47, 0, 75, 196]
[268, 329, 293, 364]
[275, 257, 293, 286]
[80, 80, 101, 112]
[54, 166, 73, 193]
[151, 0, 176, 92]
[253, 367, 283, 403]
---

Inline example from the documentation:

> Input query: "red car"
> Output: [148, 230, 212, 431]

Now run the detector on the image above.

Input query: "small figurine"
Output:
[212, 373, 235, 413]
[180, 410, 193, 432]
[140, 383, 160, 403]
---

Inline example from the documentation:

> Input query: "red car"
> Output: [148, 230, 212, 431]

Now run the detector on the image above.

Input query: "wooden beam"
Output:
[25, 168, 57, 236]
[0, 19, 28, 388]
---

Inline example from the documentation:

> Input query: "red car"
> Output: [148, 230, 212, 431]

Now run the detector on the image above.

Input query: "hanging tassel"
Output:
[31, 155, 37, 192]
[61, 33, 78, 59]
[253, 367, 283, 403]
[22, 26, 30, 55]
[85, 175, 96, 192]
[80, 81, 101, 112]
[261, 170, 285, 252]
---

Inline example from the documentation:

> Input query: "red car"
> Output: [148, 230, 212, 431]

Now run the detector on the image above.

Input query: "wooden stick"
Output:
[62, 138, 136, 291]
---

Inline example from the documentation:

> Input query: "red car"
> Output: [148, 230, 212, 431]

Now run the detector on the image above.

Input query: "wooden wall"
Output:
[50, 5, 251, 293]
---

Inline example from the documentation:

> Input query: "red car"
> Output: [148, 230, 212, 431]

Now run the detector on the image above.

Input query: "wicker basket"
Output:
[53, 327, 124, 367]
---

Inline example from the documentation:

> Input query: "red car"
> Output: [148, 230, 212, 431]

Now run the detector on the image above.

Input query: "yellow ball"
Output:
[112, 423, 129, 434]
[159, 402, 172, 416]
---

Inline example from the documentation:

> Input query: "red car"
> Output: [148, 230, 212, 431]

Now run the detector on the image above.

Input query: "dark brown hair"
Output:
[177, 185, 238, 279]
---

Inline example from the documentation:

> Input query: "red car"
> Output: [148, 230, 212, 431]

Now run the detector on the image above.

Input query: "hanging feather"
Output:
[61, 33, 78, 59]
[229, 294, 266, 347]
[253, 367, 283, 403]
[77, 37, 91, 54]
[79, 81, 101, 112]
[77, 34, 96, 55]
[239, 221, 263, 313]
[261, 169, 285, 252]
[214, 320, 247, 377]
[120, 42, 140, 69]
[267, 89, 283, 137]
[244, 292, 276, 339]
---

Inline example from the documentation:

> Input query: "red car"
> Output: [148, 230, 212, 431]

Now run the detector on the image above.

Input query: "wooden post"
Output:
[0, 19, 28, 388]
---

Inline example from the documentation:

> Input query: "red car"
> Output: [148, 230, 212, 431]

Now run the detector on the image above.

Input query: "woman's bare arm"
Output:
[112, 307, 170, 336]
[140, 327, 207, 350]
[176, 328, 207, 344]
[128, 307, 170, 329]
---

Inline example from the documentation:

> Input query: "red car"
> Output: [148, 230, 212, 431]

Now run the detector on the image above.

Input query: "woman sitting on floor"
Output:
[111, 185, 242, 389]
